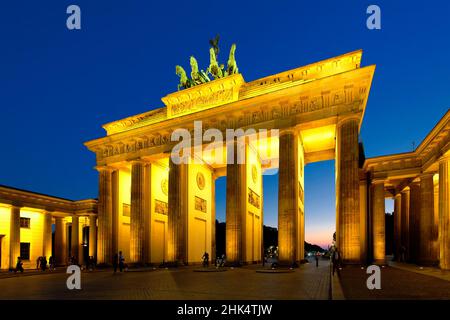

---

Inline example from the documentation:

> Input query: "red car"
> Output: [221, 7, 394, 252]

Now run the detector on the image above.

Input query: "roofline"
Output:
[0, 184, 95, 203]
[363, 108, 450, 170]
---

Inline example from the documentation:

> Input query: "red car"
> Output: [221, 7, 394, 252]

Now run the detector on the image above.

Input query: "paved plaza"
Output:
[0, 258, 330, 300]
[337, 264, 450, 300]
[3, 257, 450, 300]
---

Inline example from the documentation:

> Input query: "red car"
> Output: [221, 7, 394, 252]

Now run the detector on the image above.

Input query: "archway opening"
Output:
[304, 160, 336, 257]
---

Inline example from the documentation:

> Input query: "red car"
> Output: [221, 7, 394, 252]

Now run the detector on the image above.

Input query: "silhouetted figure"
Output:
[40, 256, 47, 271]
[49, 256, 55, 271]
[15, 257, 24, 273]
[331, 249, 341, 276]
[400, 245, 407, 262]
[113, 253, 119, 273]
[315, 252, 320, 267]
[119, 251, 125, 272]
[202, 252, 209, 267]
[36, 256, 41, 270]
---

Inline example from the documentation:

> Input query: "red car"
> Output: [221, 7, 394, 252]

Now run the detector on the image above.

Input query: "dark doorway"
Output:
[68, 224, 72, 259]
[82, 226, 90, 264]
[0, 235, 3, 269]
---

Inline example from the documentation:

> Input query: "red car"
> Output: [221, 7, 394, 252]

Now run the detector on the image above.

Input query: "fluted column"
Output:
[111, 170, 120, 257]
[409, 181, 421, 263]
[433, 177, 440, 261]
[439, 157, 450, 270]
[42, 211, 53, 259]
[54, 217, 66, 265]
[371, 180, 385, 264]
[278, 131, 299, 265]
[400, 188, 410, 261]
[393, 193, 402, 260]
[130, 160, 148, 264]
[9, 206, 21, 269]
[336, 118, 361, 263]
[419, 173, 438, 265]
[211, 174, 217, 263]
[89, 216, 97, 260]
[71, 216, 79, 261]
[168, 160, 188, 264]
[226, 140, 246, 266]
[97, 167, 114, 265]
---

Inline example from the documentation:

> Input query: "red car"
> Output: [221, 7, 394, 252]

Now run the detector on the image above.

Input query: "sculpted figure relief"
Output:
[175, 36, 239, 90]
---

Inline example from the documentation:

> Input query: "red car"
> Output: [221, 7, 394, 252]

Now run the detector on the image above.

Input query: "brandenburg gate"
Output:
[84, 47, 450, 269]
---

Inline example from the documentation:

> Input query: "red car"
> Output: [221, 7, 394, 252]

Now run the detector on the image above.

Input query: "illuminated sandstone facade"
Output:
[0, 185, 97, 270]
[85, 50, 376, 265]
[1, 50, 449, 270]
[364, 111, 450, 268]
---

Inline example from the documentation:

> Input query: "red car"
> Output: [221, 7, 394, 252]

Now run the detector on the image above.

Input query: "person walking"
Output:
[315, 252, 320, 267]
[331, 249, 341, 276]
[40, 256, 47, 271]
[15, 257, 24, 273]
[49, 256, 55, 271]
[118, 251, 125, 272]
[202, 252, 209, 267]
[112, 253, 119, 273]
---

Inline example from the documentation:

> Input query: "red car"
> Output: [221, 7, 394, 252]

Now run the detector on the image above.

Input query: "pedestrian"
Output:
[41, 256, 47, 271]
[113, 253, 119, 273]
[15, 257, 24, 273]
[49, 256, 55, 271]
[400, 245, 407, 262]
[202, 252, 209, 267]
[315, 252, 320, 267]
[331, 249, 340, 276]
[119, 251, 125, 272]
[36, 256, 41, 270]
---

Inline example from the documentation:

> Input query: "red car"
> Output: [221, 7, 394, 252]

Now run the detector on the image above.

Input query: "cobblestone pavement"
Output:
[338, 265, 450, 299]
[0, 258, 331, 300]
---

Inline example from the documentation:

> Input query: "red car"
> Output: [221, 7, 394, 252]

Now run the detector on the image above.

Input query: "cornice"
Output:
[0, 185, 97, 215]
[85, 66, 375, 165]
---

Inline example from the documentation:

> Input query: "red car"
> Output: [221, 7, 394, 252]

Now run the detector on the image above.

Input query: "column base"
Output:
[418, 260, 439, 267]
[372, 259, 387, 266]
[275, 260, 300, 268]
[225, 261, 243, 268]
[161, 261, 187, 268]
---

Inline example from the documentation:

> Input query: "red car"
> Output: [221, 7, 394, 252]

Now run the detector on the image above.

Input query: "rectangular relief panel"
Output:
[248, 188, 261, 209]
[194, 196, 207, 213]
[155, 200, 168, 215]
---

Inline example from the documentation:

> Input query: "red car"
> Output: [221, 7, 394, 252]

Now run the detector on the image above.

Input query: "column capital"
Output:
[419, 172, 435, 180]
[11, 204, 22, 211]
[42, 210, 54, 216]
[410, 179, 421, 186]
[371, 179, 385, 185]
[279, 128, 297, 137]
[438, 154, 450, 164]
[95, 165, 116, 173]
[336, 115, 360, 129]
[130, 158, 150, 165]
[401, 186, 410, 193]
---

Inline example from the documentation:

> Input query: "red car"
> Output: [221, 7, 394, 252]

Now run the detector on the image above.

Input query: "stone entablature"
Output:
[0, 185, 97, 215]
[364, 109, 450, 187]
[103, 108, 167, 136]
[85, 52, 374, 166]
[97, 50, 364, 136]
[163, 73, 244, 119]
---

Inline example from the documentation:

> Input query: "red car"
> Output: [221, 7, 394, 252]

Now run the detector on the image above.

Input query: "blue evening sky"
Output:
[1, 1, 449, 247]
